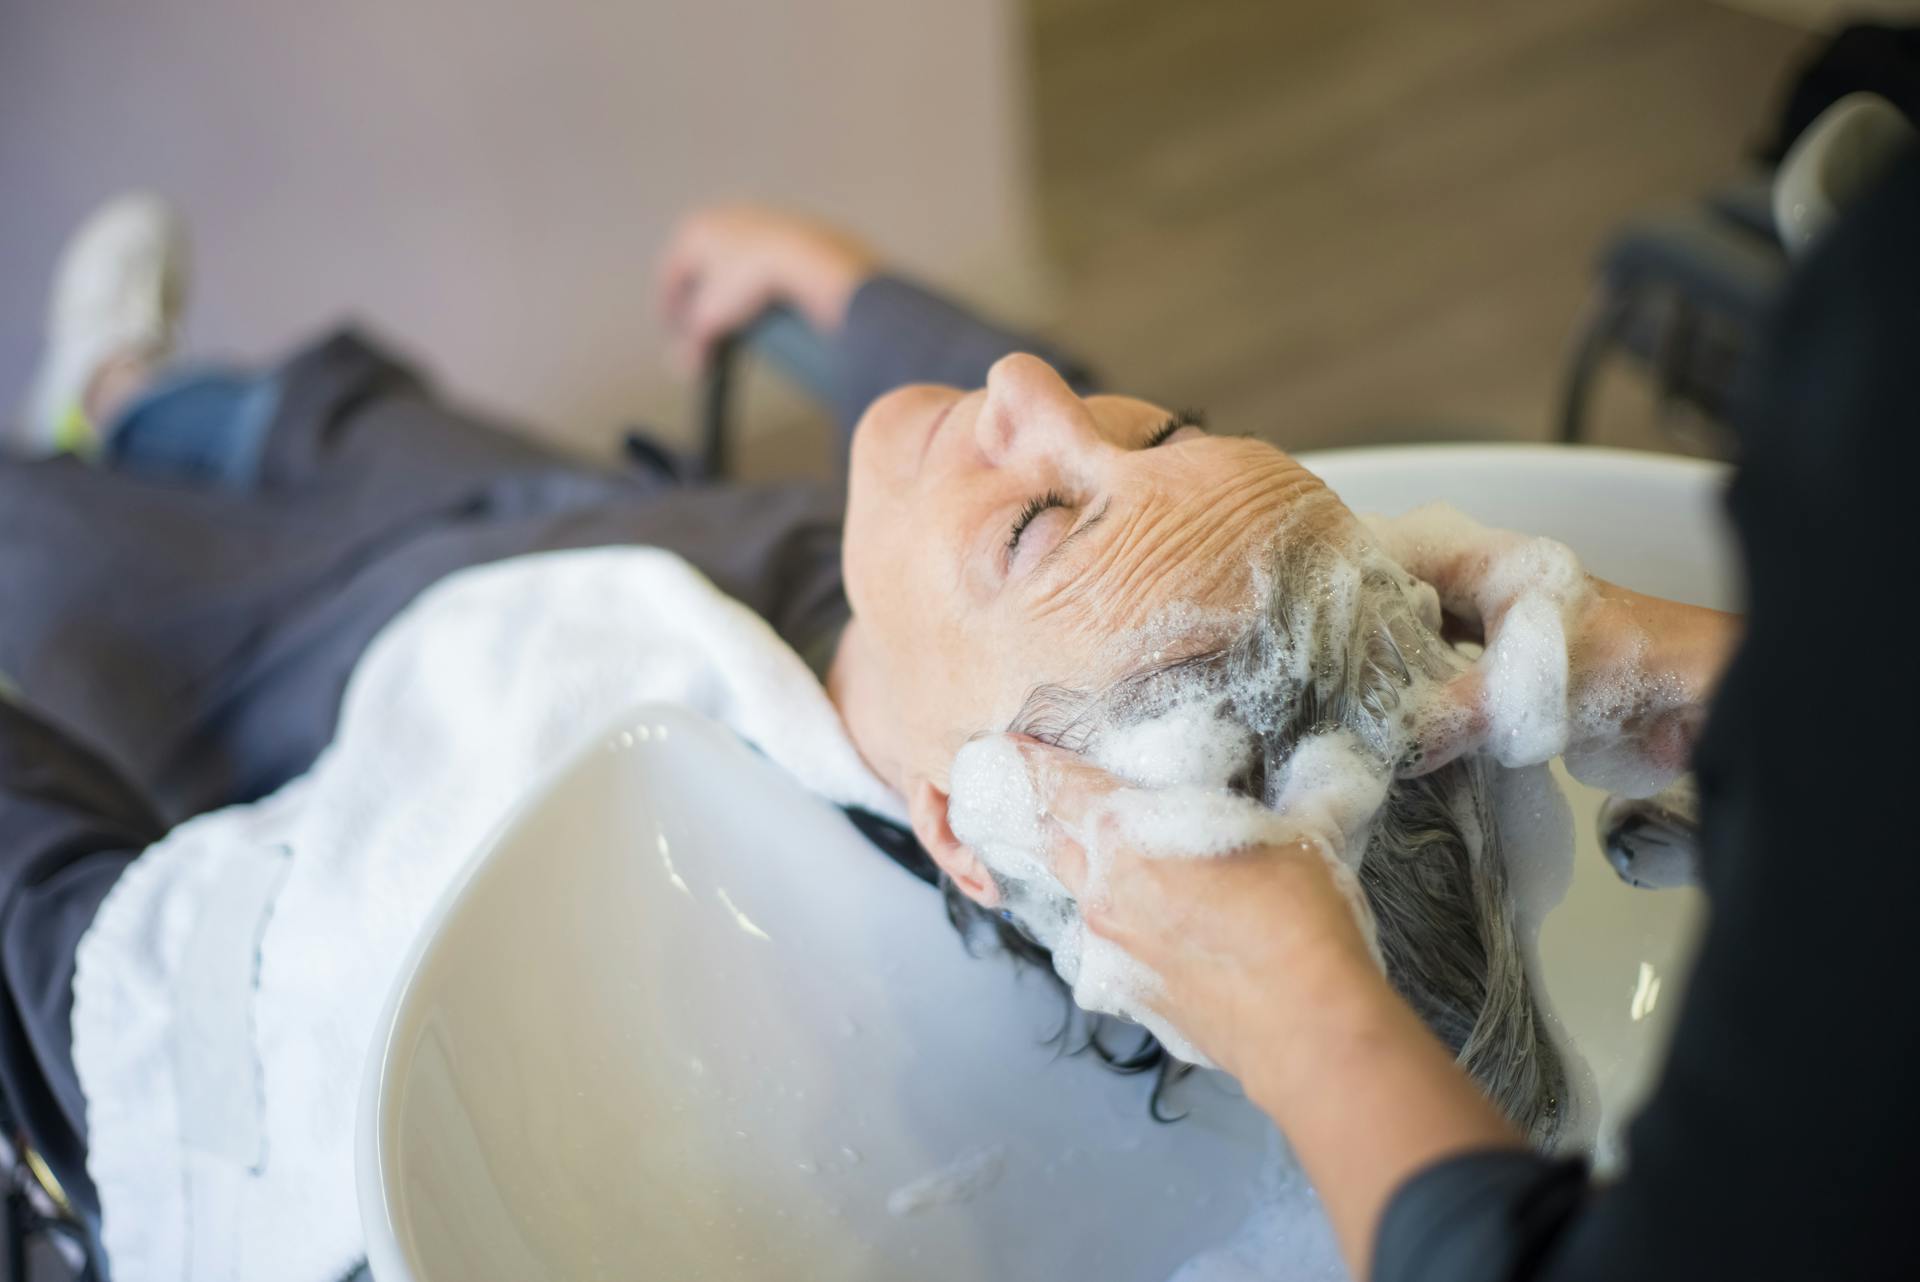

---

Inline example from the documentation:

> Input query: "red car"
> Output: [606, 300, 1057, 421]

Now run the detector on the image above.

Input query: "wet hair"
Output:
[942, 528, 1567, 1143]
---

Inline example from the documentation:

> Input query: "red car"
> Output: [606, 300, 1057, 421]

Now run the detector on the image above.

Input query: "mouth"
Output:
[916, 395, 959, 474]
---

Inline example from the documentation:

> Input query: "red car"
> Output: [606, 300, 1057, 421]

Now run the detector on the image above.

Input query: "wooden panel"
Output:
[1025, 0, 1808, 453]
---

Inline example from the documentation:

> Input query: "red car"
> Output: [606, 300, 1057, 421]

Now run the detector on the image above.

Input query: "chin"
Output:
[850, 383, 960, 486]
[857, 381, 951, 435]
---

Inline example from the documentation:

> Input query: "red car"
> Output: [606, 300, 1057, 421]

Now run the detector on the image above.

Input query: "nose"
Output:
[975, 353, 1099, 466]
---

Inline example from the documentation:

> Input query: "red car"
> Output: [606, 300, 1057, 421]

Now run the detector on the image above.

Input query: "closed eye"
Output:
[1143, 408, 1207, 449]
[1007, 488, 1069, 559]
[1004, 409, 1204, 566]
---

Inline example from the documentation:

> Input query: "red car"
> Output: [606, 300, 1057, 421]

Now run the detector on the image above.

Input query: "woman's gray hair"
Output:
[950, 526, 1565, 1144]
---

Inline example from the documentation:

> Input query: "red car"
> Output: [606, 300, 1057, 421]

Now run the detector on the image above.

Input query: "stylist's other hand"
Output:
[992, 736, 1524, 1282]
[1366, 504, 1739, 795]
[655, 205, 880, 373]
[1011, 737, 1384, 1084]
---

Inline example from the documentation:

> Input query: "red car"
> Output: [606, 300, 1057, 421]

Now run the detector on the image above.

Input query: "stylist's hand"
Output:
[1011, 737, 1385, 1084]
[1366, 505, 1740, 794]
[1001, 735, 1525, 1282]
[655, 205, 880, 372]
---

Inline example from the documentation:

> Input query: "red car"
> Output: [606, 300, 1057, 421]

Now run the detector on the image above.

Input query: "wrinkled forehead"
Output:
[1009, 490, 1379, 727]
[1075, 478, 1356, 657]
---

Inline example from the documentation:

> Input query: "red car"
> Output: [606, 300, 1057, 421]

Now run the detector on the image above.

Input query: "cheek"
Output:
[845, 388, 937, 597]
[841, 481, 923, 623]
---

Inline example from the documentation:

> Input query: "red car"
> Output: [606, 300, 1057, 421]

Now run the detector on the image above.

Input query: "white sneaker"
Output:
[10, 192, 190, 458]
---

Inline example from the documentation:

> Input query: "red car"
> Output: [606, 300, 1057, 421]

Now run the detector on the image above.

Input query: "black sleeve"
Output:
[0, 696, 160, 1220]
[831, 274, 1100, 432]
[1373, 146, 1920, 1282]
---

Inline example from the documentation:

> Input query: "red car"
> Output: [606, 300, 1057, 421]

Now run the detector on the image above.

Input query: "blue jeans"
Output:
[104, 367, 281, 490]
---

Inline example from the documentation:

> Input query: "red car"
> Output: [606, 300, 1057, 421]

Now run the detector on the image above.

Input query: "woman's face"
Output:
[839, 353, 1340, 799]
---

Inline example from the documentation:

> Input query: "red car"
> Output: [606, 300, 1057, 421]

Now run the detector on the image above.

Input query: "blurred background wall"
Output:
[0, 0, 1040, 463]
[0, 0, 1861, 469]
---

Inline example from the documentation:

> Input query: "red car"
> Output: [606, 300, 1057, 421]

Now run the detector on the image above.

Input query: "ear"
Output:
[906, 777, 1001, 909]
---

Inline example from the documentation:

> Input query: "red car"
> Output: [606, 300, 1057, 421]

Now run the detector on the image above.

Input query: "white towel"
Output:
[71, 547, 904, 1282]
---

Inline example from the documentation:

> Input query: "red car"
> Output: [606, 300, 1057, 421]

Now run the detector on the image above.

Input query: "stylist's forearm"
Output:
[1234, 956, 1523, 1280]
[1603, 581, 1742, 702]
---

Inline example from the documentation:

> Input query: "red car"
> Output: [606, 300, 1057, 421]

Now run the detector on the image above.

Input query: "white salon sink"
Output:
[358, 444, 1735, 1282]
[357, 704, 1276, 1282]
